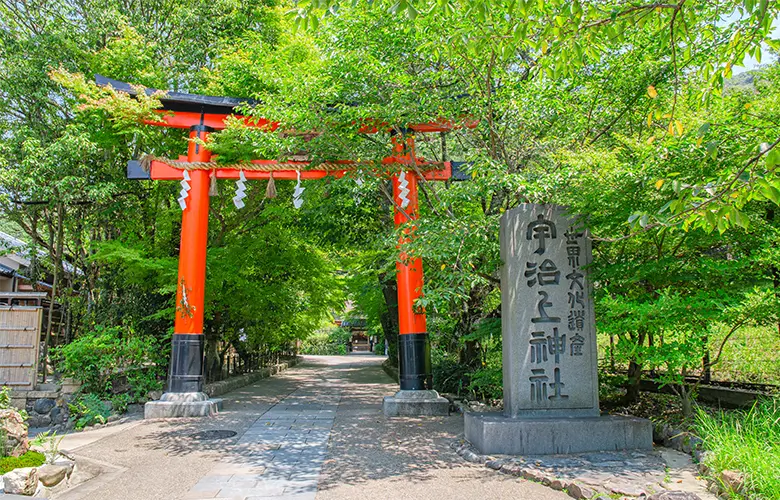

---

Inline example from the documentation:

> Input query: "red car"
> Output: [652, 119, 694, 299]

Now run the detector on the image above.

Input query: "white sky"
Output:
[722, 11, 779, 74]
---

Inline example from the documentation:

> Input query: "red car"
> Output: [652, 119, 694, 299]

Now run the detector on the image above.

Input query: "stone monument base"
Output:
[383, 390, 450, 417]
[144, 392, 223, 419]
[465, 412, 652, 455]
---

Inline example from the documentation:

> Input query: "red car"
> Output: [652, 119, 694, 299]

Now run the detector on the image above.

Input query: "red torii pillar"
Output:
[383, 133, 449, 416]
[168, 125, 213, 395]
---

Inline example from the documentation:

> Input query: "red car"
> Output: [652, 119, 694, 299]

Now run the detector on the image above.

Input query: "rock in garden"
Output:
[521, 468, 547, 483]
[25, 414, 42, 428]
[681, 434, 703, 454]
[499, 462, 523, 475]
[648, 492, 702, 500]
[720, 470, 744, 492]
[608, 481, 646, 496]
[53, 458, 76, 478]
[548, 478, 565, 490]
[566, 482, 596, 499]
[485, 459, 504, 470]
[0, 409, 29, 456]
[665, 428, 687, 450]
[33, 398, 56, 415]
[37, 464, 69, 487]
[652, 422, 665, 443]
[3, 467, 39, 495]
[50, 406, 63, 423]
[126, 403, 143, 414]
[36, 414, 52, 427]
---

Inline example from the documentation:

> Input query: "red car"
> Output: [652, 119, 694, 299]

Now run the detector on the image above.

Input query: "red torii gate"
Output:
[98, 76, 455, 416]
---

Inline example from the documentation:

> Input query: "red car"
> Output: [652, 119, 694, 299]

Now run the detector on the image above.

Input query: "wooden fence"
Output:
[0, 306, 42, 390]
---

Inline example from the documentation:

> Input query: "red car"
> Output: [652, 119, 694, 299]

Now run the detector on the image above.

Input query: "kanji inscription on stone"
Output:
[500, 204, 599, 418]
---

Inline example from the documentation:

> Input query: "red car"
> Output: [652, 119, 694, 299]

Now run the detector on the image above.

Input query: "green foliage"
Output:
[68, 394, 111, 430]
[0, 451, 45, 474]
[109, 394, 131, 415]
[54, 326, 165, 399]
[696, 399, 780, 499]
[300, 327, 350, 355]
[30, 431, 65, 465]
[3, 0, 780, 418]
[431, 349, 471, 395]
[710, 325, 780, 385]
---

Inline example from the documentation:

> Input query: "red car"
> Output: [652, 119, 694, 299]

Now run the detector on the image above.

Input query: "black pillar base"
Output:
[168, 334, 205, 393]
[398, 333, 432, 390]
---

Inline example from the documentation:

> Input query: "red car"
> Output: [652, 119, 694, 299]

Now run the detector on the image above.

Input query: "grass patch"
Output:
[696, 398, 780, 499]
[0, 450, 45, 474]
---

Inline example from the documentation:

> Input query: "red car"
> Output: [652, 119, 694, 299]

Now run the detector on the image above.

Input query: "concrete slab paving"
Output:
[52, 355, 567, 500]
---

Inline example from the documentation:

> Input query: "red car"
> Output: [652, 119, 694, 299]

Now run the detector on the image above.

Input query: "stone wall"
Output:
[11, 389, 69, 429]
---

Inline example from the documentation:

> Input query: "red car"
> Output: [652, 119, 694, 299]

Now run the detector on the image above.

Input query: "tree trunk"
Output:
[609, 334, 616, 372]
[624, 359, 643, 404]
[379, 273, 399, 365]
[680, 384, 693, 418]
[204, 333, 221, 382]
[623, 329, 647, 404]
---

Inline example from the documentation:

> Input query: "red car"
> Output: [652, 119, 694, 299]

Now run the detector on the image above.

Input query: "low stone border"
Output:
[449, 439, 707, 500]
[2, 456, 76, 497]
[381, 360, 398, 383]
[71, 358, 301, 432]
[204, 357, 301, 398]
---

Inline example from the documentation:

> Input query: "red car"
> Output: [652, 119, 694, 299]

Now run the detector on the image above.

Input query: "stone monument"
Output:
[465, 204, 652, 455]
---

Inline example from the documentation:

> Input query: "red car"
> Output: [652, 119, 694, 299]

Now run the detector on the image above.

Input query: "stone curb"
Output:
[204, 357, 301, 398]
[381, 360, 398, 383]
[449, 438, 704, 500]
[448, 439, 599, 499]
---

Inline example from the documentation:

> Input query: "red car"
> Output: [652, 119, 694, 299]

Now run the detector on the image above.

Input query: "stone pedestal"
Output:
[144, 392, 223, 419]
[383, 390, 449, 417]
[465, 412, 652, 455]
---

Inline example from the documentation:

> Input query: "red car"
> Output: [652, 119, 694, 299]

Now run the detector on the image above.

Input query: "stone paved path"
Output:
[55, 355, 567, 500]
[184, 386, 340, 499]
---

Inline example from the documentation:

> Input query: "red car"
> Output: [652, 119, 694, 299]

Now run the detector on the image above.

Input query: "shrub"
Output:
[109, 393, 131, 414]
[467, 365, 502, 401]
[68, 394, 111, 430]
[54, 325, 164, 399]
[0, 451, 45, 474]
[300, 328, 350, 355]
[431, 350, 471, 396]
[696, 399, 780, 498]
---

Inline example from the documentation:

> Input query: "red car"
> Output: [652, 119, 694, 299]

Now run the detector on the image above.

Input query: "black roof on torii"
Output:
[95, 75, 256, 115]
